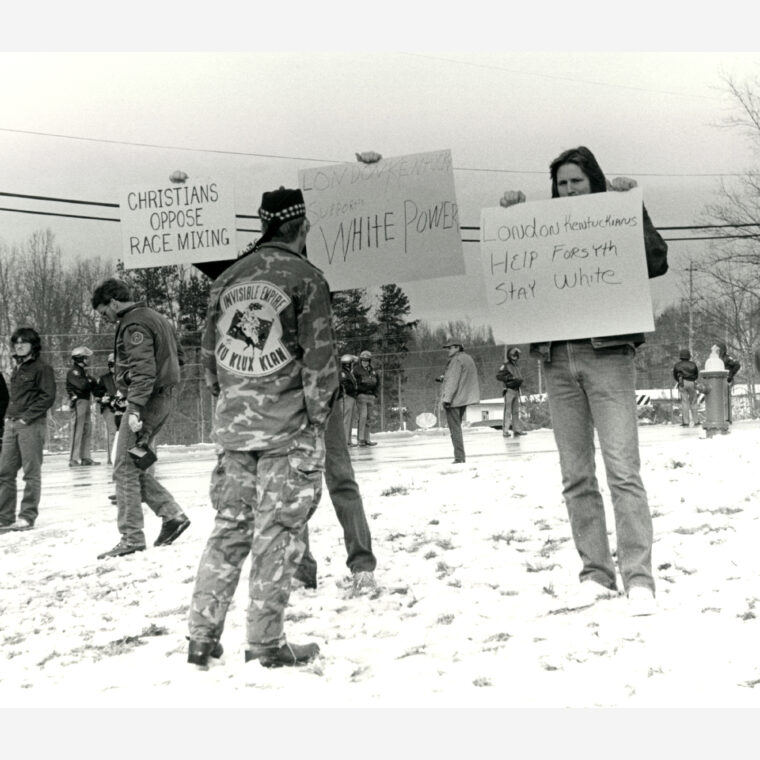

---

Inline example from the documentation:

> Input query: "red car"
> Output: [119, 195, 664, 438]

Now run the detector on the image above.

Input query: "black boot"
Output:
[244, 641, 320, 668]
[187, 639, 224, 667]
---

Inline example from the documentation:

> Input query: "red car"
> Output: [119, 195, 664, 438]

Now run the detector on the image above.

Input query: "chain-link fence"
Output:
[4, 337, 757, 453]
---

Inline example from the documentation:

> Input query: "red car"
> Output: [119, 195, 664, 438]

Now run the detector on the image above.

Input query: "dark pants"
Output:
[0, 418, 46, 526]
[298, 403, 376, 582]
[445, 405, 466, 462]
[69, 399, 92, 463]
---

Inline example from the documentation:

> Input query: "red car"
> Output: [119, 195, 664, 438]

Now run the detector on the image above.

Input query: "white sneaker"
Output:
[556, 580, 615, 611]
[628, 586, 656, 616]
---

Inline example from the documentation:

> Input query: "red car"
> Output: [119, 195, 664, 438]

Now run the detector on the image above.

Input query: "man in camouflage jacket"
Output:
[91, 279, 191, 559]
[187, 186, 339, 669]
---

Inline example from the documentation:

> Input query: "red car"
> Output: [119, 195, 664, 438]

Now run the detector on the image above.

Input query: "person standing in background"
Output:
[672, 349, 700, 427]
[0, 328, 56, 533]
[339, 354, 359, 446]
[354, 350, 379, 447]
[66, 346, 99, 467]
[437, 338, 480, 464]
[496, 347, 527, 438]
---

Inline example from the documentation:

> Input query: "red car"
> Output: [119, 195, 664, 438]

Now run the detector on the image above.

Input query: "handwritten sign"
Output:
[299, 150, 465, 289]
[480, 188, 654, 344]
[119, 177, 236, 269]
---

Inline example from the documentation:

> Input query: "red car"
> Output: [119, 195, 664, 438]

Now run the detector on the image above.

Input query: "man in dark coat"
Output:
[673, 349, 700, 427]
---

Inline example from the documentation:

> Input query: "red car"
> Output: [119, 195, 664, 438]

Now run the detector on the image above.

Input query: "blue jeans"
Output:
[298, 403, 377, 580]
[0, 418, 46, 526]
[542, 342, 654, 593]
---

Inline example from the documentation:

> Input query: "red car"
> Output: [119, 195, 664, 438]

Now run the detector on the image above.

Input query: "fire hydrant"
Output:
[702, 347, 729, 437]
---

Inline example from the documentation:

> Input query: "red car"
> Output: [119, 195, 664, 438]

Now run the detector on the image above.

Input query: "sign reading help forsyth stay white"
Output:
[119, 178, 237, 269]
[299, 150, 465, 289]
[480, 188, 654, 344]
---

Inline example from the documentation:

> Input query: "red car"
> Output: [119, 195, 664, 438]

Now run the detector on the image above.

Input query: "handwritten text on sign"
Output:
[119, 177, 236, 269]
[480, 188, 654, 344]
[299, 150, 465, 289]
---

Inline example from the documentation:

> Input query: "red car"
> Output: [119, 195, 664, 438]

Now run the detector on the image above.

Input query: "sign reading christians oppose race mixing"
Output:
[298, 150, 465, 290]
[480, 188, 654, 344]
[119, 177, 236, 269]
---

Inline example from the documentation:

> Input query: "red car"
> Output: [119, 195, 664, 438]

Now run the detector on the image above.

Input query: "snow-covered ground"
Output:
[2, 422, 760, 709]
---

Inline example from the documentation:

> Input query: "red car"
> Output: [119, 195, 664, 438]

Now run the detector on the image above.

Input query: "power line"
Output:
[0, 126, 746, 178]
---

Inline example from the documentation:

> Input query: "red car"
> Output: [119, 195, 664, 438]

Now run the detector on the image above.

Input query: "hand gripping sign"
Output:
[299, 150, 465, 290]
[480, 187, 655, 345]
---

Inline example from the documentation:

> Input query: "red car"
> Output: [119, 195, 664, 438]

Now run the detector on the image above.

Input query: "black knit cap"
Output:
[256, 186, 306, 248]
[192, 187, 306, 280]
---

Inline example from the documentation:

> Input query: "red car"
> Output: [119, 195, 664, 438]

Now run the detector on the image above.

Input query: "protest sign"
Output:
[480, 188, 654, 344]
[299, 150, 465, 290]
[119, 177, 236, 269]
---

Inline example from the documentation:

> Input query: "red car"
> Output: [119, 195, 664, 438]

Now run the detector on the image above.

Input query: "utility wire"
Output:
[0, 126, 746, 178]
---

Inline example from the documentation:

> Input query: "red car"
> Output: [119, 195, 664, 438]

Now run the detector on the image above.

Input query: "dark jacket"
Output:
[6, 356, 56, 424]
[93, 371, 117, 413]
[0, 373, 8, 437]
[339, 365, 359, 398]
[354, 361, 380, 397]
[531, 205, 669, 361]
[673, 359, 699, 385]
[496, 349, 524, 392]
[716, 343, 740, 383]
[65, 362, 96, 402]
[114, 302, 182, 413]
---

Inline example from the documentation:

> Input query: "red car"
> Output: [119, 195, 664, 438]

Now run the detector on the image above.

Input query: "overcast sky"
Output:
[2, 50, 759, 326]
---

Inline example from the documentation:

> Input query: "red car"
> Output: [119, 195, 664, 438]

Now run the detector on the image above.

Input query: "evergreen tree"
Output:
[331, 288, 377, 357]
[375, 284, 417, 430]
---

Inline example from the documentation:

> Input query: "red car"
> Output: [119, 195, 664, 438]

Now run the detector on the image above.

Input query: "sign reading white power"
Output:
[119, 177, 237, 269]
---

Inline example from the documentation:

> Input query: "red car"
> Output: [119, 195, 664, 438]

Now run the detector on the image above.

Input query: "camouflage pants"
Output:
[188, 426, 324, 650]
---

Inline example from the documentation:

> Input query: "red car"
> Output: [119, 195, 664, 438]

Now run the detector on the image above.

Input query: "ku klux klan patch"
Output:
[215, 280, 292, 377]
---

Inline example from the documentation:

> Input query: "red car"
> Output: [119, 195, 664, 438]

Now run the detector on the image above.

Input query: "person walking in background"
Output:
[673, 349, 700, 427]
[187, 186, 338, 669]
[91, 279, 191, 559]
[354, 350, 379, 447]
[436, 338, 480, 464]
[500, 145, 668, 616]
[66, 346, 100, 467]
[339, 354, 359, 446]
[715, 342, 740, 424]
[496, 346, 527, 438]
[0, 328, 56, 533]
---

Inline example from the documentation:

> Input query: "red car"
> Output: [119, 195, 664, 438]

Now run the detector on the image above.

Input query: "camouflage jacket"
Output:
[202, 241, 339, 450]
[113, 302, 182, 413]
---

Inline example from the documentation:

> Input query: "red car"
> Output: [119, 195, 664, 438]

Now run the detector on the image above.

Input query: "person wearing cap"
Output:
[91, 279, 191, 560]
[187, 186, 338, 670]
[66, 346, 99, 467]
[672, 349, 700, 427]
[437, 339, 480, 463]
[354, 350, 379, 446]
[339, 354, 359, 445]
[496, 346, 527, 438]
[0, 327, 56, 533]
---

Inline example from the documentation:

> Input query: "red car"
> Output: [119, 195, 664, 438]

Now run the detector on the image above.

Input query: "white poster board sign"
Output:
[299, 150, 465, 290]
[119, 177, 236, 269]
[480, 188, 654, 344]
